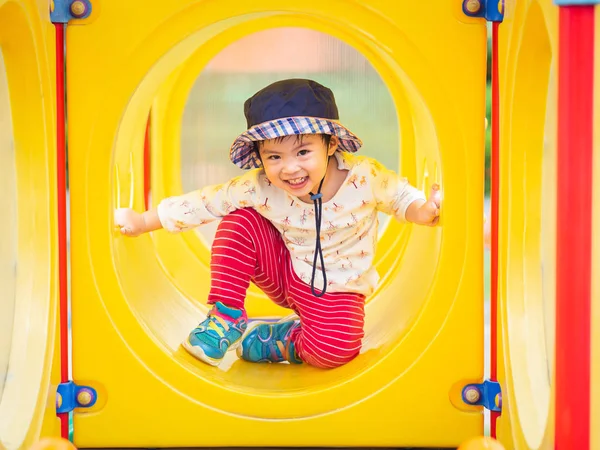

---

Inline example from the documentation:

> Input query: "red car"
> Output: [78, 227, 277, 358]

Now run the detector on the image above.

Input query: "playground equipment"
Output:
[0, 0, 597, 449]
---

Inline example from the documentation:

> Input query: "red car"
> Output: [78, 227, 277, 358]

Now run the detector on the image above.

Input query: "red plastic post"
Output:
[555, 5, 594, 449]
[490, 20, 500, 438]
[54, 22, 70, 439]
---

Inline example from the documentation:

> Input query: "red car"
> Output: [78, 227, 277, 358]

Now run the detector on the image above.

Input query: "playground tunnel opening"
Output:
[107, 10, 476, 398]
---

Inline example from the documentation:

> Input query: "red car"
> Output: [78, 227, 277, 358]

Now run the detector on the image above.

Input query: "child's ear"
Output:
[328, 136, 340, 155]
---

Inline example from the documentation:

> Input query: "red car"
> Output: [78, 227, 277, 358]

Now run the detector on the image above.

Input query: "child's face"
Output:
[258, 135, 338, 198]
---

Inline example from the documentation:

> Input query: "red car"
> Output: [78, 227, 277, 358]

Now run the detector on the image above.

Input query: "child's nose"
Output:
[281, 160, 300, 174]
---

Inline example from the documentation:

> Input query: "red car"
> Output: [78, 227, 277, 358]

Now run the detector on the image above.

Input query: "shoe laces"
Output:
[202, 314, 230, 338]
[270, 338, 290, 361]
[267, 323, 296, 361]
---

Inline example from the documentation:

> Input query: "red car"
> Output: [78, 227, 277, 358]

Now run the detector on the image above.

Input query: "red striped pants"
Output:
[208, 208, 366, 369]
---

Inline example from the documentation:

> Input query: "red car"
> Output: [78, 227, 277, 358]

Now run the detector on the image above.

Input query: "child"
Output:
[114, 79, 441, 369]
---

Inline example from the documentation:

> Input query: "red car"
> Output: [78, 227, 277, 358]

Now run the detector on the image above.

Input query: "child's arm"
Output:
[370, 159, 440, 226]
[114, 207, 162, 237]
[142, 208, 163, 231]
[114, 171, 259, 237]
[404, 184, 441, 226]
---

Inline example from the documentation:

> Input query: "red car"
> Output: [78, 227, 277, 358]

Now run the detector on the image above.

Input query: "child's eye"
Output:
[267, 155, 280, 160]
[298, 149, 310, 156]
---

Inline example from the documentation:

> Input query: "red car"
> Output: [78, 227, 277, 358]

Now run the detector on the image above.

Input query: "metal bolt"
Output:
[70, 0, 87, 18]
[465, 0, 481, 13]
[76, 388, 94, 406]
[464, 386, 481, 404]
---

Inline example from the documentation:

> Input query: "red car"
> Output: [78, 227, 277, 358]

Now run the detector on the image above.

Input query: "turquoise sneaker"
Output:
[182, 302, 247, 366]
[236, 318, 302, 364]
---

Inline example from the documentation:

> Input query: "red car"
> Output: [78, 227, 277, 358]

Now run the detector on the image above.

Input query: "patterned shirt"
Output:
[157, 152, 425, 295]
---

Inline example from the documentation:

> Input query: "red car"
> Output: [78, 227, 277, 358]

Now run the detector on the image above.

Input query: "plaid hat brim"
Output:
[229, 116, 363, 169]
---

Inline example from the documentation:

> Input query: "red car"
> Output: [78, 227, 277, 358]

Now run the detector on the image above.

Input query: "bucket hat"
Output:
[230, 79, 362, 169]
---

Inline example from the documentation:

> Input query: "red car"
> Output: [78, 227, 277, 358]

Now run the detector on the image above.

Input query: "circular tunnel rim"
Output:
[98, 1, 477, 419]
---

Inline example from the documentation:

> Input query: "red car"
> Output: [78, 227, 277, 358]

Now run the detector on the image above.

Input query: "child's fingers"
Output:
[425, 201, 439, 218]
[429, 184, 438, 199]
[120, 226, 133, 236]
[425, 201, 440, 226]
[429, 184, 441, 207]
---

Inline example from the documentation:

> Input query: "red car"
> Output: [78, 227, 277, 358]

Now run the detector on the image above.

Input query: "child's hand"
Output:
[417, 184, 441, 226]
[114, 208, 146, 237]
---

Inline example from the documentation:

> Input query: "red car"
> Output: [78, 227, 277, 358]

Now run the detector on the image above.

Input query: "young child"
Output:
[114, 79, 441, 369]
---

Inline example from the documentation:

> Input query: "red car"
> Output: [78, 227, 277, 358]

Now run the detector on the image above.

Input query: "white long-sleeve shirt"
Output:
[157, 151, 425, 296]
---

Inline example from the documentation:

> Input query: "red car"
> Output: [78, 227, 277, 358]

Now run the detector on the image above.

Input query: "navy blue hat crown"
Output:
[244, 79, 339, 127]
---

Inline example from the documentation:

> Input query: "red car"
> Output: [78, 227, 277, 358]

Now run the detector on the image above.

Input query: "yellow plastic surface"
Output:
[67, 1, 486, 447]
[0, 1, 61, 449]
[495, 1, 557, 448]
[592, 6, 600, 450]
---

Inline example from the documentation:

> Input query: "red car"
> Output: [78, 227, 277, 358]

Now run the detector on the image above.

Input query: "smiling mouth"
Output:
[285, 177, 307, 186]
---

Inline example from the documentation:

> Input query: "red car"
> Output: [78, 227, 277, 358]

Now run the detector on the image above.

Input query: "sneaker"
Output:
[236, 318, 302, 364]
[182, 302, 247, 366]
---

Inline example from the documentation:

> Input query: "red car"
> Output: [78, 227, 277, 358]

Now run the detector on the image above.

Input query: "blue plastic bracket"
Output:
[462, 0, 505, 22]
[50, 0, 92, 23]
[56, 381, 97, 413]
[462, 380, 502, 412]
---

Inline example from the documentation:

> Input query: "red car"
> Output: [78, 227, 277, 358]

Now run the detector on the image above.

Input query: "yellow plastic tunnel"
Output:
[64, 1, 488, 448]
[494, 1, 558, 448]
[0, 1, 62, 449]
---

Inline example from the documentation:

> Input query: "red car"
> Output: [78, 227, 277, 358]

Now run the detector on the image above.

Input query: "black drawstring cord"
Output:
[309, 178, 327, 297]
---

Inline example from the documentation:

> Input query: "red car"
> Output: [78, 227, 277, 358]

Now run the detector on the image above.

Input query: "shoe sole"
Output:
[181, 336, 242, 367]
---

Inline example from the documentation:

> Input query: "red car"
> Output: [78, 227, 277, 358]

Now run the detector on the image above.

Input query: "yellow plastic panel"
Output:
[495, 0, 557, 448]
[68, 1, 486, 447]
[0, 1, 61, 449]
[0, 46, 16, 419]
[591, 6, 600, 450]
